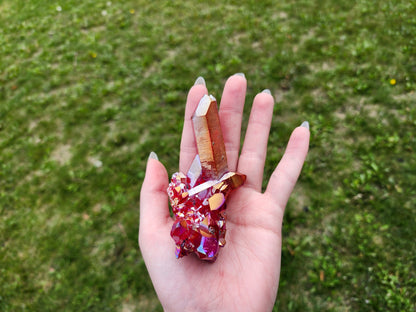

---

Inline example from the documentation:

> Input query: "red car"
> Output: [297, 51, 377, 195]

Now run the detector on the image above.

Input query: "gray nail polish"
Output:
[194, 76, 206, 86]
[148, 151, 159, 161]
[262, 89, 271, 95]
[300, 121, 309, 130]
[234, 73, 245, 78]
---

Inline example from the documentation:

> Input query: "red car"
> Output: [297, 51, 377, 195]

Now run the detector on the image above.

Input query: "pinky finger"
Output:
[265, 123, 310, 209]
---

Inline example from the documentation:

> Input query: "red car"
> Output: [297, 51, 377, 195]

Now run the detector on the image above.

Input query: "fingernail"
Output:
[234, 73, 245, 78]
[300, 121, 309, 130]
[148, 151, 158, 161]
[262, 89, 271, 95]
[194, 76, 206, 86]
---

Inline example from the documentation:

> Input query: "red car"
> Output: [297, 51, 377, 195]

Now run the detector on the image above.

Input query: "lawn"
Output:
[1, 0, 415, 311]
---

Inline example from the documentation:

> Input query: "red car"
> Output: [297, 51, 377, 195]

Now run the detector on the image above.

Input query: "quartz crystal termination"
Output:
[168, 94, 246, 262]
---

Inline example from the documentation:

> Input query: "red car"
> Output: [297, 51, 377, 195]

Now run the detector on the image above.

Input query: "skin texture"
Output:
[139, 75, 310, 312]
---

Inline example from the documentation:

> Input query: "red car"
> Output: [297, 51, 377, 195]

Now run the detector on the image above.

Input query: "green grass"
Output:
[1, 0, 415, 311]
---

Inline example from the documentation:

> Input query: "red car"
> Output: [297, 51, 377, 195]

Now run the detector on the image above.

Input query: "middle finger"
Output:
[219, 74, 247, 171]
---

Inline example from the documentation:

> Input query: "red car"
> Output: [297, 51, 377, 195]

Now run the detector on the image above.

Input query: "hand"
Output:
[139, 74, 310, 312]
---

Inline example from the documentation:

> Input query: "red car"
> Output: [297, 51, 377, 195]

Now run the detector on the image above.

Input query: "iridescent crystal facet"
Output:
[168, 95, 246, 262]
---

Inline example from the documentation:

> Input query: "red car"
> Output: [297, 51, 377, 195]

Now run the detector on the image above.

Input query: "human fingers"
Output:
[139, 152, 171, 249]
[218, 73, 247, 171]
[179, 77, 208, 173]
[237, 90, 274, 191]
[265, 123, 310, 210]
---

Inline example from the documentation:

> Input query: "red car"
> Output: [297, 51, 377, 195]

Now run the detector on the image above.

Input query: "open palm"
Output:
[139, 74, 310, 312]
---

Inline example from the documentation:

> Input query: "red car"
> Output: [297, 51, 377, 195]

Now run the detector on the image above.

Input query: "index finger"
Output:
[179, 78, 208, 173]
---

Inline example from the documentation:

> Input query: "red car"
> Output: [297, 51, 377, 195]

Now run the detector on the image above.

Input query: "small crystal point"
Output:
[197, 236, 219, 259]
[209, 193, 225, 211]
[220, 172, 246, 189]
[187, 155, 202, 187]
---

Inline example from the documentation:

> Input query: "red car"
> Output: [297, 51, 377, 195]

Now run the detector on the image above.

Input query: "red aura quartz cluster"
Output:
[168, 158, 246, 261]
[167, 94, 246, 262]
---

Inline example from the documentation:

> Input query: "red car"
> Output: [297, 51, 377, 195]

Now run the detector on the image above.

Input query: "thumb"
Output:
[139, 152, 171, 241]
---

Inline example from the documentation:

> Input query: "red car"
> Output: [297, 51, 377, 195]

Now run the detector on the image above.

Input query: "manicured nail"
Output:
[148, 151, 158, 161]
[234, 73, 245, 78]
[300, 121, 309, 130]
[262, 89, 271, 95]
[194, 76, 206, 86]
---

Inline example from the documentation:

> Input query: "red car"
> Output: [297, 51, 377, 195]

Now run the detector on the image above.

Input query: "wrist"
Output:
[162, 301, 213, 312]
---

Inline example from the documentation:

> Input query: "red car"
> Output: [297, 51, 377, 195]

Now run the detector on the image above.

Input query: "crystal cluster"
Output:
[168, 95, 246, 261]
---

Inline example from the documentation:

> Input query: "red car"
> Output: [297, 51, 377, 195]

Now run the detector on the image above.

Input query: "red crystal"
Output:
[168, 95, 246, 262]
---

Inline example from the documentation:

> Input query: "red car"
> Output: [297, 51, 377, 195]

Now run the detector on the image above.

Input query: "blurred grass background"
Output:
[1, 0, 415, 311]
